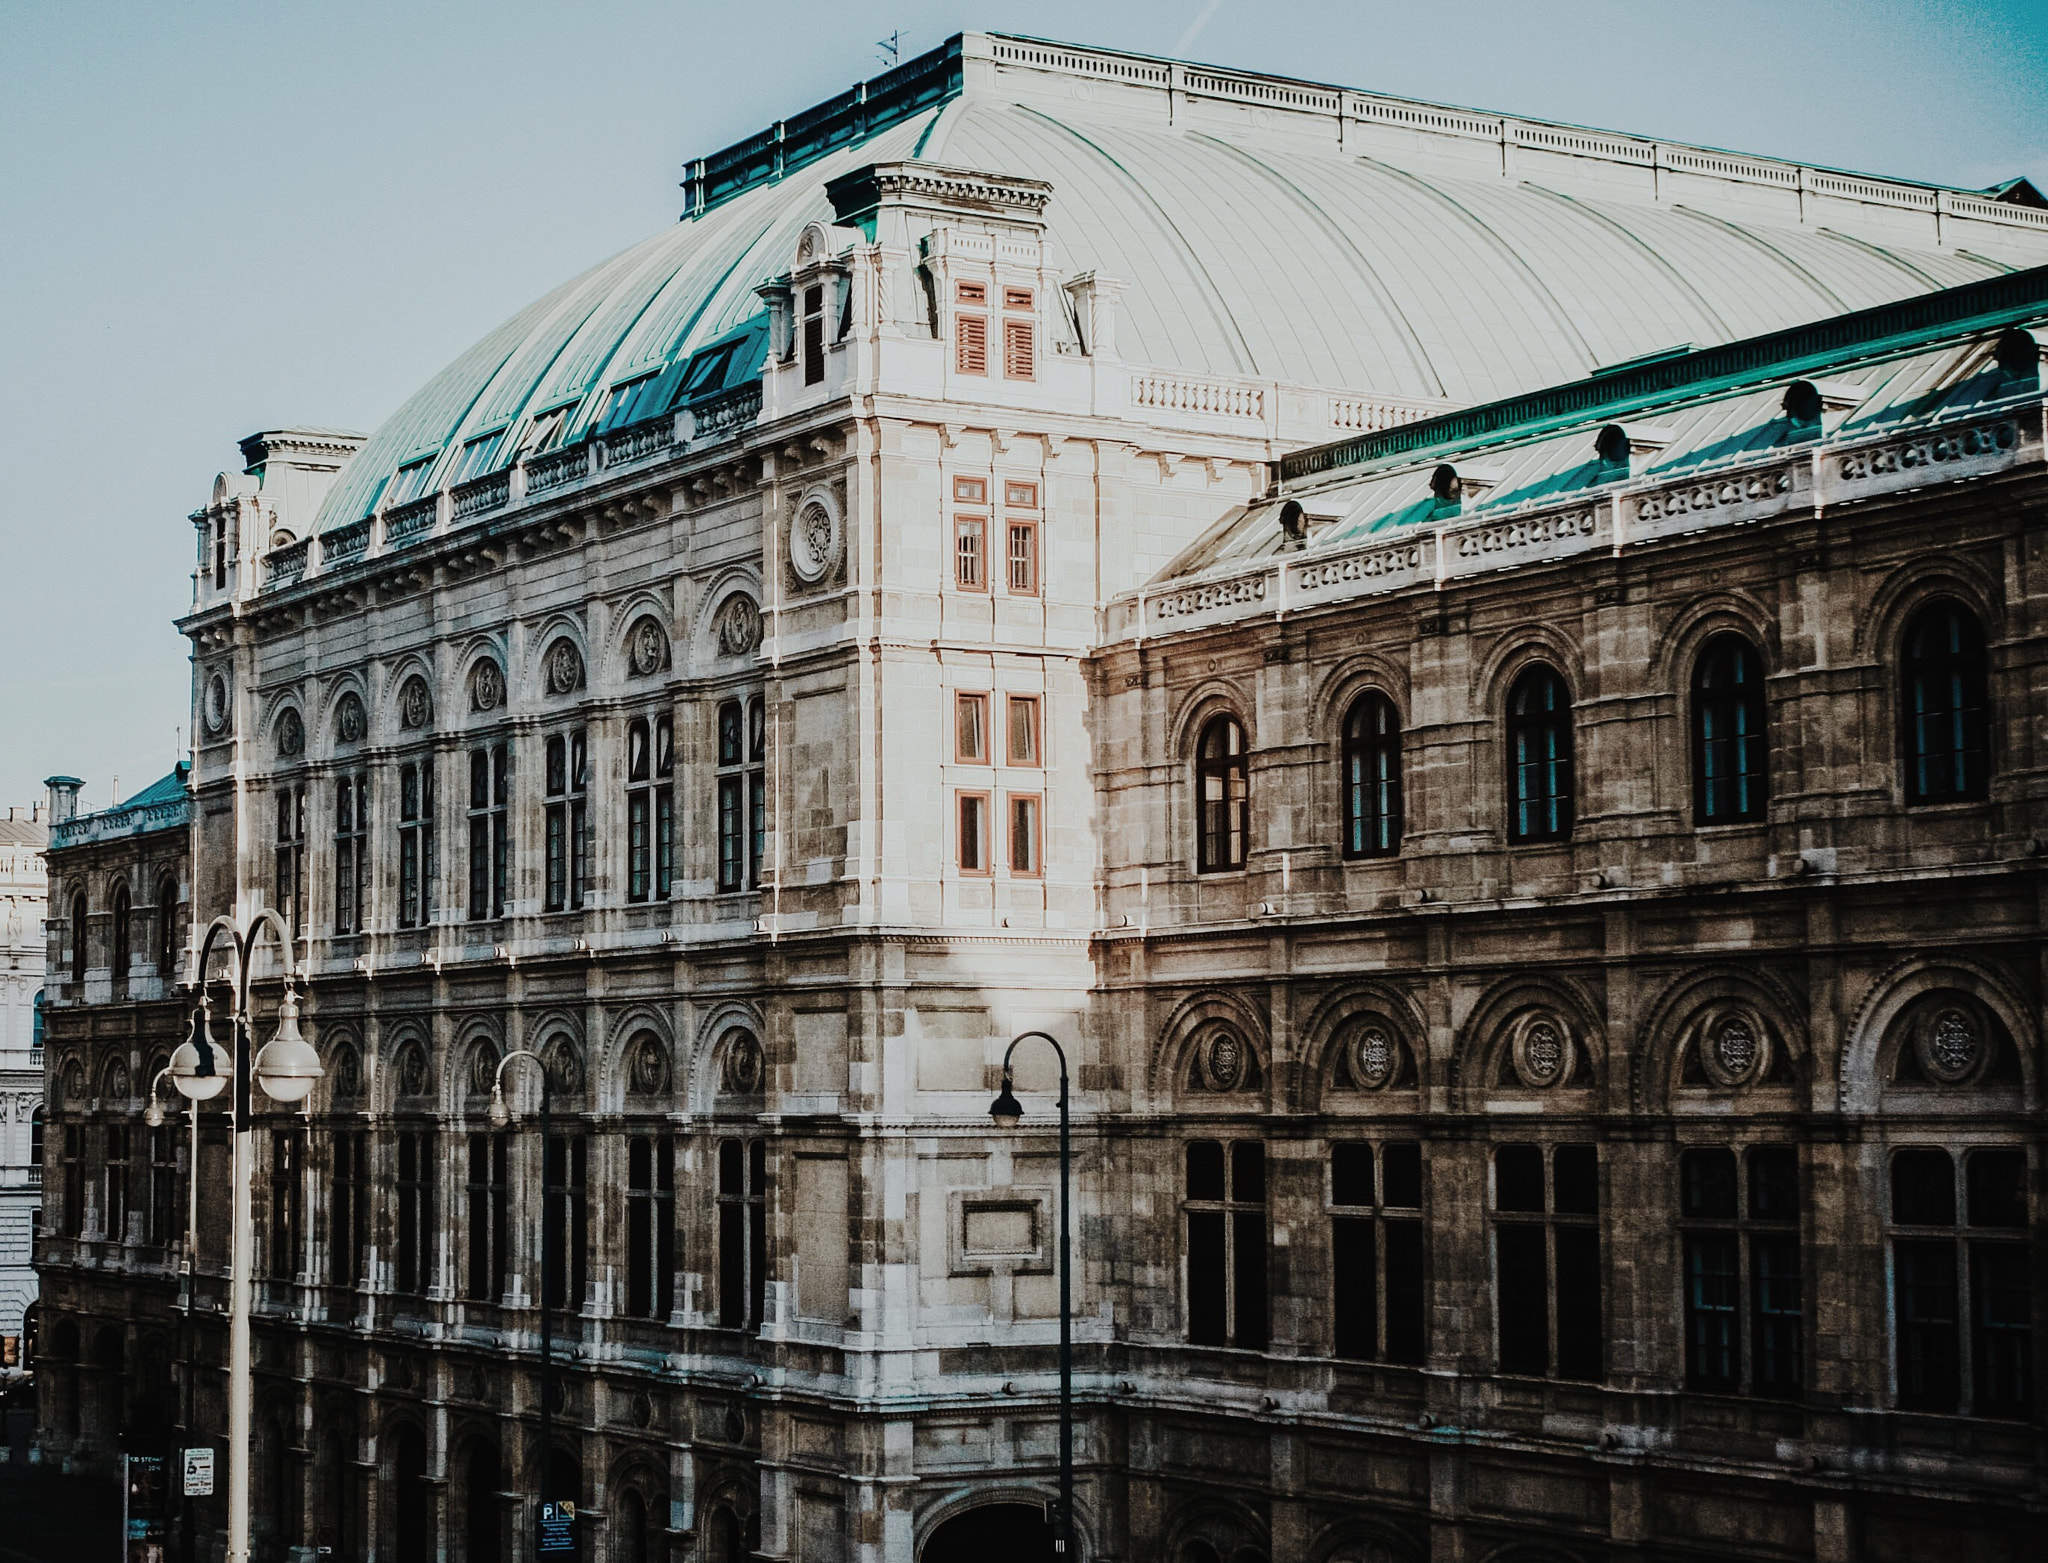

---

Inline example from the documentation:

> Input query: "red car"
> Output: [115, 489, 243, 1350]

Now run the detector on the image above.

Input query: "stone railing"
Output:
[1131, 370, 1264, 421]
[690, 382, 763, 443]
[524, 443, 591, 496]
[264, 538, 309, 587]
[321, 518, 371, 568]
[603, 415, 675, 467]
[382, 495, 439, 548]
[1329, 396, 1439, 434]
[451, 471, 511, 522]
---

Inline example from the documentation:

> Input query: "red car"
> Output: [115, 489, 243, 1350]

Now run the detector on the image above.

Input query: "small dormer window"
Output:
[517, 405, 575, 457]
[1003, 287, 1035, 380]
[956, 282, 988, 376]
[391, 456, 438, 506]
[451, 431, 504, 484]
[802, 285, 826, 386]
[599, 375, 657, 431]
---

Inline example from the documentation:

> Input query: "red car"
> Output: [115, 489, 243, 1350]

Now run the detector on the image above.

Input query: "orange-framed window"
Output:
[953, 476, 987, 504]
[1005, 695, 1041, 767]
[956, 281, 988, 375]
[1003, 316, 1035, 380]
[1008, 792, 1042, 876]
[954, 517, 987, 591]
[957, 790, 991, 874]
[956, 693, 990, 764]
[1004, 480, 1038, 509]
[1006, 520, 1039, 595]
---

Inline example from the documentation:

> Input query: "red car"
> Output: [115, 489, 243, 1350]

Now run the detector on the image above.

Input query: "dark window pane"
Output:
[1682, 1148, 1739, 1220]
[1384, 1218, 1426, 1365]
[719, 1139, 743, 1197]
[1495, 1145, 1545, 1213]
[1901, 602, 1991, 805]
[1684, 1233, 1741, 1390]
[1496, 1224, 1549, 1374]
[1751, 1234, 1804, 1398]
[1382, 1143, 1422, 1209]
[1748, 1147, 1800, 1222]
[1231, 1141, 1266, 1205]
[1331, 1144, 1373, 1208]
[1555, 1226, 1602, 1381]
[1893, 1238, 1960, 1411]
[1232, 1208, 1269, 1350]
[718, 1201, 744, 1328]
[1553, 1145, 1599, 1215]
[1970, 1243, 2033, 1418]
[1186, 1141, 1224, 1203]
[1893, 1149, 1957, 1226]
[1332, 1215, 1376, 1359]
[1966, 1150, 2027, 1229]
[1188, 1210, 1227, 1346]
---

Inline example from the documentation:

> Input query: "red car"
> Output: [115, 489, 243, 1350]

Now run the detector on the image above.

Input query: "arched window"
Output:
[110, 883, 131, 986]
[1195, 716, 1248, 872]
[1341, 693, 1403, 858]
[69, 892, 87, 982]
[31, 990, 44, 1050]
[1506, 666, 1574, 843]
[155, 874, 179, 980]
[1902, 600, 1990, 804]
[1692, 634, 1768, 824]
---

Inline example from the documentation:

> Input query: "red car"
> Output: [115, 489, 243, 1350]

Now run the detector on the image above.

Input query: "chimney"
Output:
[44, 776, 84, 826]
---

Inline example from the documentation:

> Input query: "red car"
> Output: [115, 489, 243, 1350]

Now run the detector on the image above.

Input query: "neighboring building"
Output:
[33, 32, 2048, 1563]
[1, 793, 52, 1369]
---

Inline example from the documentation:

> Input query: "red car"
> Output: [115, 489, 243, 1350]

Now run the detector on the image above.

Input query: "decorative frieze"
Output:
[451, 471, 511, 522]
[1151, 573, 1268, 623]
[1442, 507, 1601, 579]
[1294, 539, 1429, 596]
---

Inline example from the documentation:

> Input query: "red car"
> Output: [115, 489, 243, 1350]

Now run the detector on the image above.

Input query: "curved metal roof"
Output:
[314, 39, 2048, 535]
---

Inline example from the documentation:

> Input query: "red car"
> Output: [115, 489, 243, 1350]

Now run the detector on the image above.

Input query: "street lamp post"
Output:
[486, 1050, 562, 1556]
[988, 1031, 1075, 1557]
[173, 911, 323, 1563]
[142, 1064, 201, 1563]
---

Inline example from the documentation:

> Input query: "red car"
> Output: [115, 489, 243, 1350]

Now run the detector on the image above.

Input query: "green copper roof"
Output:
[313, 33, 2048, 538]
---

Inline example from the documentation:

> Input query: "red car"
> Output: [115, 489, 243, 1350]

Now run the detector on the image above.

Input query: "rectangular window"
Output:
[1005, 695, 1040, 766]
[1677, 1146, 1803, 1397]
[104, 1124, 131, 1243]
[956, 693, 989, 764]
[543, 1135, 588, 1313]
[954, 517, 986, 590]
[716, 700, 764, 892]
[1003, 316, 1036, 380]
[1331, 1141, 1425, 1364]
[268, 1128, 302, 1281]
[333, 773, 369, 936]
[148, 1124, 178, 1249]
[627, 716, 674, 905]
[802, 284, 826, 386]
[1493, 1143, 1601, 1381]
[391, 455, 437, 505]
[396, 1131, 435, 1296]
[953, 476, 987, 504]
[465, 1132, 507, 1303]
[451, 430, 503, 484]
[274, 785, 305, 937]
[61, 1124, 83, 1237]
[955, 282, 987, 376]
[1004, 480, 1038, 509]
[544, 730, 589, 912]
[718, 1138, 769, 1330]
[1008, 793, 1041, 876]
[1890, 1146, 2031, 1417]
[467, 744, 509, 920]
[626, 1135, 675, 1320]
[331, 1129, 366, 1289]
[1006, 521, 1040, 594]
[213, 515, 230, 590]
[398, 760, 435, 930]
[1185, 1140, 1268, 1350]
[957, 791, 990, 874]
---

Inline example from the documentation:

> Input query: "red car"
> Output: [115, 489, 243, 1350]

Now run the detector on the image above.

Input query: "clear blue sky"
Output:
[3, 0, 2044, 812]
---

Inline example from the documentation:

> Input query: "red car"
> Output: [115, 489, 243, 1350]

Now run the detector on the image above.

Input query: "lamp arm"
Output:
[998, 1029, 1069, 1086]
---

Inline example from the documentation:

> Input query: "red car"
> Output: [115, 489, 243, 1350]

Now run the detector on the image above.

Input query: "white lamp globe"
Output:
[254, 990, 323, 1105]
[169, 1015, 229, 1103]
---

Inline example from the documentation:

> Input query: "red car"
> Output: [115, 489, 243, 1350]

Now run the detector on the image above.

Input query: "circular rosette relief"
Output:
[1696, 1009, 1773, 1088]
[1507, 1014, 1576, 1089]
[788, 497, 840, 584]
[1915, 1004, 1987, 1085]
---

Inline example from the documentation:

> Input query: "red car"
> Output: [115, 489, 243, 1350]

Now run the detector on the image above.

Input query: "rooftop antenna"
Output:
[876, 30, 904, 68]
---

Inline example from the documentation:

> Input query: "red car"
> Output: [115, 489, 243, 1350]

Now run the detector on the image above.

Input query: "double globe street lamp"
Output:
[160, 910, 322, 1563]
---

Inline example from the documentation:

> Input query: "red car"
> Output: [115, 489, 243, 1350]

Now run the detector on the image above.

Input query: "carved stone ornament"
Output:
[203, 671, 232, 737]
[275, 707, 305, 759]
[627, 1033, 670, 1096]
[544, 639, 585, 696]
[714, 594, 763, 658]
[470, 659, 504, 713]
[722, 1029, 764, 1095]
[397, 1044, 429, 1098]
[1205, 1029, 1244, 1091]
[627, 617, 669, 678]
[331, 1044, 361, 1099]
[106, 1060, 131, 1100]
[788, 499, 839, 584]
[335, 691, 367, 745]
[543, 1038, 584, 1094]
[1916, 1006, 1984, 1085]
[1699, 1014, 1770, 1088]
[467, 1043, 499, 1098]
[1351, 1025, 1397, 1090]
[398, 676, 433, 730]
[1511, 1018, 1573, 1089]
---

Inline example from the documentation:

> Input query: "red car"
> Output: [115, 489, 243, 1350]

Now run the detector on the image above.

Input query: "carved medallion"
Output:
[1511, 1018, 1572, 1089]
[543, 1038, 583, 1094]
[789, 499, 839, 584]
[203, 671, 232, 737]
[275, 707, 305, 759]
[470, 659, 504, 713]
[332, 1044, 361, 1099]
[1714, 1019, 1757, 1078]
[544, 639, 585, 696]
[1351, 1026, 1396, 1089]
[714, 594, 763, 658]
[398, 1044, 429, 1098]
[468, 1042, 498, 1098]
[1697, 1012, 1771, 1088]
[627, 617, 669, 677]
[106, 1060, 131, 1100]
[722, 1029, 764, 1095]
[1205, 1030, 1244, 1091]
[398, 676, 432, 731]
[335, 691, 367, 745]
[1916, 1006, 1983, 1085]
[627, 1033, 670, 1096]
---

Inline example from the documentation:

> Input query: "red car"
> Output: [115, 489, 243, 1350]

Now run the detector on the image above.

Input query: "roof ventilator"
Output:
[1994, 327, 2040, 386]
[1781, 378, 1866, 437]
[1593, 422, 1672, 478]
[1429, 462, 1503, 512]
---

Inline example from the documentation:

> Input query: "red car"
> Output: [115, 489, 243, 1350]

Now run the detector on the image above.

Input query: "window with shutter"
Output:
[1003, 318, 1035, 380]
[956, 314, 987, 375]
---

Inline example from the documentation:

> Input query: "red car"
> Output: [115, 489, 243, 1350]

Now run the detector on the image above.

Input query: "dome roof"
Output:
[315, 33, 2048, 535]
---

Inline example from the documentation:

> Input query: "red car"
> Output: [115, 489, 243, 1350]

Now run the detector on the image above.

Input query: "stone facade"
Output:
[30, 31, 2048, 1563]
[1, 794, 51, 1364]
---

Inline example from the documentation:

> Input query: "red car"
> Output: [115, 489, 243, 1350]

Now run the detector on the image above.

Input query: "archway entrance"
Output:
[924, 1503, 1058, 1563]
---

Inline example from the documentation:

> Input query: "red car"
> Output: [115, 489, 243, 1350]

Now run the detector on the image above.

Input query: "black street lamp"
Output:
[487, 1050, 571, 1558]
[988, 1030, 1074, 1557]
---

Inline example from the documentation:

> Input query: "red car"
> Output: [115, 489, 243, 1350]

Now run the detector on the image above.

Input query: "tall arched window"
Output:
[1506, 665, 1574, 843]
[110, 883, 131, 987]
[155, 874, 179, 980]
[1341, 692, 1403, 858]
[1902, 600, 1990, 804]
[1692, 634, 1768, 824]
[69, 892, 87, 982]
[1195, 715, 1248, 872]
[31, 990, 44, 1050]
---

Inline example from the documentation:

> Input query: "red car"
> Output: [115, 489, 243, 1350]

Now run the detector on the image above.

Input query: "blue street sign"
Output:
[537, 1499, 577, 1557]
